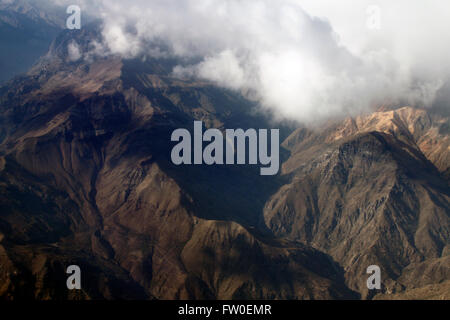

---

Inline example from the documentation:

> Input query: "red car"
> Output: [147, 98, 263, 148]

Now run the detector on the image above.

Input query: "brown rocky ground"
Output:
[0, 28, 448, 300]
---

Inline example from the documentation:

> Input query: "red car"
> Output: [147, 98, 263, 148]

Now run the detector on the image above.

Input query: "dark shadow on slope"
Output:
[120, 114, 290, 238]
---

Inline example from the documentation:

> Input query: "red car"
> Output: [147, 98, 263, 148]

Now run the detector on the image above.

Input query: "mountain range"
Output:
[0, 2, 448, 300]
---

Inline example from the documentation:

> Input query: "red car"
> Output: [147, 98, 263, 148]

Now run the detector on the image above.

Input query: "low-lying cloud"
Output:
[56, 0, 450, 122]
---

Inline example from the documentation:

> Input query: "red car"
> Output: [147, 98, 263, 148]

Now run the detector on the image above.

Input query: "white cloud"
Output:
[174, 50, 246, 90]
[67, 41, 82, 61]
[54, 0, 450, 122]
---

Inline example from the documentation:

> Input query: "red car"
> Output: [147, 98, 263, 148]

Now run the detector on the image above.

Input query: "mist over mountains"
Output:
[34, 0, 450, 123]
[0, 0, 448, 300]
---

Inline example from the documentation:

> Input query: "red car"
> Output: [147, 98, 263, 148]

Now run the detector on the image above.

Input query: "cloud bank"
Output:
[58, 0, 450, 122]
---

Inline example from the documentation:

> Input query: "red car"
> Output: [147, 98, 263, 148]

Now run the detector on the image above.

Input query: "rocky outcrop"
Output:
[0, 26, 448, 300]
[264, 109, 450, 298]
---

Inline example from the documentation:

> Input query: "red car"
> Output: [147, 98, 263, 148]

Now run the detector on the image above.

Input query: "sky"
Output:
[48, 0, 450, 122]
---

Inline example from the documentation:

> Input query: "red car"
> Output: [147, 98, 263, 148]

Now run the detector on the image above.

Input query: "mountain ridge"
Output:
[0, 23, 448, 300]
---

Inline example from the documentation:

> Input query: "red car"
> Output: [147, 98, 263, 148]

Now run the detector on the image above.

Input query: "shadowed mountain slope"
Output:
[0, 27, 357, 300]
[0, 25, 448, 300]
[264, 108, 449, 298]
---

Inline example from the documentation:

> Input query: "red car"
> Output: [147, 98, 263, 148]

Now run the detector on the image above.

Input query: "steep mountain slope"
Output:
[0, 27, 356, 299]
[0, 23, 448, 300]
[264, 108, 450, 298]
[0, 0, 63, 83]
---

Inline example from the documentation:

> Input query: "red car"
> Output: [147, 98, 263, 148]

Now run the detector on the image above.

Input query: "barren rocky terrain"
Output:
[0, 18, 448, 300]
